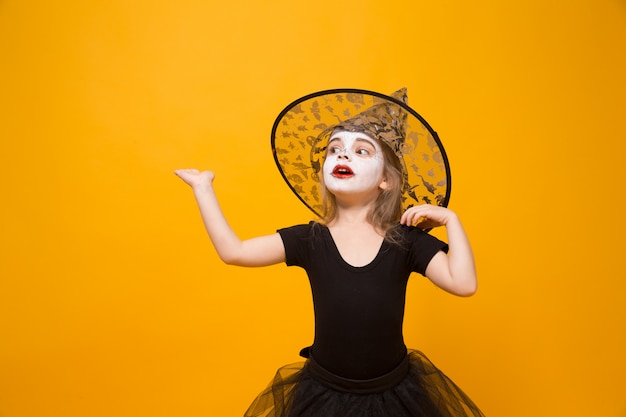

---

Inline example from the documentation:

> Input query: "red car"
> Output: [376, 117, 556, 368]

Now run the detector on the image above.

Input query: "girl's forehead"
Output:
[328, 130, 379, 146]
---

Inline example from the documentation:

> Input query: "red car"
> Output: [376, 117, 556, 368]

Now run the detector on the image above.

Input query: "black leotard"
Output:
[278, 222, 447, 380]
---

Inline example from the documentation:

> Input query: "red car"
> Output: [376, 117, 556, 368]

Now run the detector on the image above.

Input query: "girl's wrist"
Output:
[443, 211, 459, 227]
[193, 182, 214, 195]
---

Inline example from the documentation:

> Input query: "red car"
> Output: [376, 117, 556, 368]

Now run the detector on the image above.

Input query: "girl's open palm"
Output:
[174, 169, 215, 190]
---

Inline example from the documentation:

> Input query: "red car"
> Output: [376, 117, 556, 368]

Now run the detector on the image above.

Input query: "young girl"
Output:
[175, 89, 484, 417]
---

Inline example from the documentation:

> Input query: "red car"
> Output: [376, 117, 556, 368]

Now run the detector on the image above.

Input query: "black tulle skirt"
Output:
[244, 349, 484, 417]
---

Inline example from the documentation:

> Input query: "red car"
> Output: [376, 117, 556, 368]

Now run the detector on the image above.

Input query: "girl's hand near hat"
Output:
[400, 204, 456, 230]
[174, 168, 215, 192]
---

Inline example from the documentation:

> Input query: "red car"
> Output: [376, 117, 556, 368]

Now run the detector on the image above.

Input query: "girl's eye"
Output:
[329, 146, 342, 154]
[326, 144, 375, 156]
[356, 147, 376, 157]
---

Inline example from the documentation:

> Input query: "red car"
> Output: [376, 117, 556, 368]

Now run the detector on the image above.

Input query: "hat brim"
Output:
[271, 88, 451, 217]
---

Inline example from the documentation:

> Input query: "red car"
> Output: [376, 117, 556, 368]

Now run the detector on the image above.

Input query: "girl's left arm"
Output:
[400, 205, 477, 297]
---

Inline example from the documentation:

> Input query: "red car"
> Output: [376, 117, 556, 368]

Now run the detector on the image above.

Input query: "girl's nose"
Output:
[337, 149, 351, 159]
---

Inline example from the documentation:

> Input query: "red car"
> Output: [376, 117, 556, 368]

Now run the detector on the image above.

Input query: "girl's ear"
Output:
[379, 178, 390, 190]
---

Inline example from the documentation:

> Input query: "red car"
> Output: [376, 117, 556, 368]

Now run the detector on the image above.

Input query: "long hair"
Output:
[318, 138, 405, 243]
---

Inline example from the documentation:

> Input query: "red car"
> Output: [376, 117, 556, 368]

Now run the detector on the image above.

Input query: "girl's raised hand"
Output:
[400, 204, 458, 230]
[174, 169, 215, 190]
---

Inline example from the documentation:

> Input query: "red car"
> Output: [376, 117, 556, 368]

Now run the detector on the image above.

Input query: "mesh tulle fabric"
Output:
[244, 350, 484, 417]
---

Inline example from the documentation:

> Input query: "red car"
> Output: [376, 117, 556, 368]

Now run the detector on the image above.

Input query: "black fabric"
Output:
[277, 222, 448, 380]
[244, 350, 485, 417]
[243, 222, 485, 416]
[306, 350, 410, 394]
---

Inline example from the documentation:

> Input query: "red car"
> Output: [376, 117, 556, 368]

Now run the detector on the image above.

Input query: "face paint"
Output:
[322, 131, 386, 197]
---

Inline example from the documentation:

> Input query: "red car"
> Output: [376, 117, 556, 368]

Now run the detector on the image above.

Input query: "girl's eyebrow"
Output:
[354, 138, 376, 147]
[328, 136, 375, 147]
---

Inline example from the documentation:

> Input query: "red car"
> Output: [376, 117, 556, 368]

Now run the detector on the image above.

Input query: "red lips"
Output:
[332, 165, 354, 178]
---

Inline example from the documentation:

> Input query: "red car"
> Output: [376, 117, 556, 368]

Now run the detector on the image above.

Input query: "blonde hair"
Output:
[318, 136, 405, 243]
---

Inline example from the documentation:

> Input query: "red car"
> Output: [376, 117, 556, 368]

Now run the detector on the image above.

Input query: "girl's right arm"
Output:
[175, 169, 286, 267]
[400, 204, 477, 297]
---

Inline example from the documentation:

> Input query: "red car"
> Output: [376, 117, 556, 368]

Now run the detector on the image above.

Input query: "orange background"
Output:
[1, 1, 625, 416]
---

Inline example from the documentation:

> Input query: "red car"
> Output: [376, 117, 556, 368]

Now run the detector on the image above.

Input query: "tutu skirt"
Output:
[244, 349, 484, 417]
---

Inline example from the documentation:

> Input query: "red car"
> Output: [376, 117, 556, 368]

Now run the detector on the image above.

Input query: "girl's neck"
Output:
[332, 200, 371, 224]
[328, 202, 386, 236]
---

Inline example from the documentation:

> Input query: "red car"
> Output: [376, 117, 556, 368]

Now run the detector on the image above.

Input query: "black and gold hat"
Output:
[271, 88, 451, 217]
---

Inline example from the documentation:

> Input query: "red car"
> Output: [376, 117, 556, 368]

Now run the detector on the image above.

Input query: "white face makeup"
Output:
[322, 131, 386, 197]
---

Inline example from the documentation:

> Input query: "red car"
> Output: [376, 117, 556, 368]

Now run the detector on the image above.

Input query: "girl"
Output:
[175, 89, 484, 416]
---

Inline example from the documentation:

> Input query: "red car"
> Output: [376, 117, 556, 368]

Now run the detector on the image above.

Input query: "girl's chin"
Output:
[325, 183, 358, 194]
[325, 185, 380, 197]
